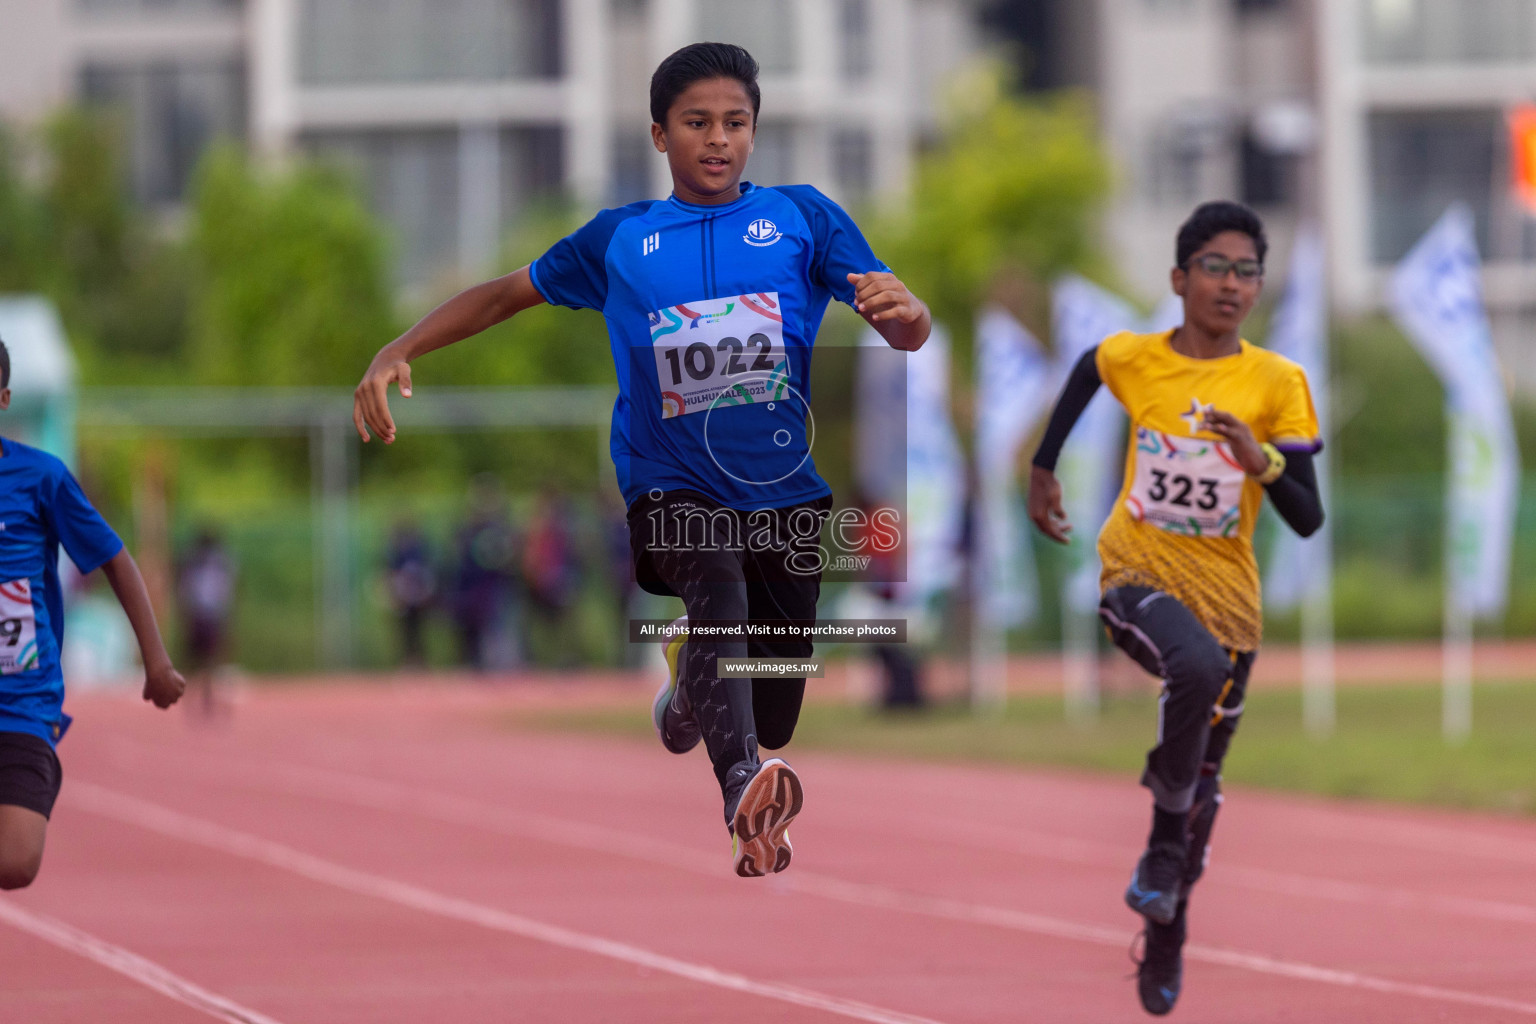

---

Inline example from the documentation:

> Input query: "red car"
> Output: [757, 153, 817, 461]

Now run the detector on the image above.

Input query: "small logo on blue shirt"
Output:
[643, 232, 661, 255]
[744, 219, 782, 247]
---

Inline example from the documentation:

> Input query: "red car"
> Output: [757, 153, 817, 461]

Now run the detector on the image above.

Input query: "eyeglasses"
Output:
[1186, 254, 1263, 281]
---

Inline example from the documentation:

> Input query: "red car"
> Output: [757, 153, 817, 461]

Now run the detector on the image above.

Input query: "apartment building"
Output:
[1322, 0, 1536, 388]
[0, 0, 981, 285]
[1027, 0, 1535, 384]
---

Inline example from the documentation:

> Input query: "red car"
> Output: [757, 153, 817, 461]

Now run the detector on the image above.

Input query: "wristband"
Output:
[1254, 443, 1286, 485]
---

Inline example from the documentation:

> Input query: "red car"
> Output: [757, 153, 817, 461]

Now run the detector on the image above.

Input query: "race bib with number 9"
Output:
[0, 578, 39, 675]
[648, 293, 790, 418]
[1125, 427, 1246, 537]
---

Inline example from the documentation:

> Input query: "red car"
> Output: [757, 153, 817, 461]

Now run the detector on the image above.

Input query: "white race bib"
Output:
[1125, 427, 1246, 537]
[0, 578, 39, 675]
[648, 293, 789, 418]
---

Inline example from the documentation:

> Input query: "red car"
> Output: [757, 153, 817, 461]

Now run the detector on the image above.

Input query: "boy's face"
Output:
[1171, 230, 1263, 337]
[651, 77, 755, 204]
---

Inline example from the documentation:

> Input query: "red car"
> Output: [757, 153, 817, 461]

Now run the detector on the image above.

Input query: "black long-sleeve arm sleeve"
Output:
[1031, 347, 1102, 472]
[1031, 344, 1324, 537]
[1265, 448, 1324, 537]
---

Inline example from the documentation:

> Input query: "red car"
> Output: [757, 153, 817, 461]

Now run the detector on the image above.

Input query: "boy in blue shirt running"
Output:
[355, 42, 929, 876]
[0, 339, 186, 889]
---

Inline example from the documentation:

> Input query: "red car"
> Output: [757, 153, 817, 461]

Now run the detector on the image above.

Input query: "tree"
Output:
[870, 64, 1111, 350]
[186, 145, 394, 386]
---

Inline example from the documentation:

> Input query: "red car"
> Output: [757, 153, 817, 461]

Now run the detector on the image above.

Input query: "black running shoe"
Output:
[1125, 841, 1185, 925]
[723, 757, 802, 877]
[1133, 900, 1187, 1015]
[650, 617, 699, 754]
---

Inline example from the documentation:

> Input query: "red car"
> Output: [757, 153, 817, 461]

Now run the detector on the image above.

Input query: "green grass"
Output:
[517, 680, 1536, 817]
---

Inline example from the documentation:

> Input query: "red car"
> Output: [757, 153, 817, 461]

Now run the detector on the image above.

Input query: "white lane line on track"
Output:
[840, 805, 1536, 927]
[104, 731, 1536, 931]
[217, 753, 1536, 930]
[65, 782, 948, 1024]
[168, 759, 1536, 1019]
[0, 898, 286, 1024]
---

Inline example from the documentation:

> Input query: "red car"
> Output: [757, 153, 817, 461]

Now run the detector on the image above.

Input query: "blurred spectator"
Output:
[177, 527, 235, 715]
[450, 476, 521, 671]
[521, 488, 582, 667]
[850, 494, 926, 710]
[385, 520, 436, 668]
[600, 489, 644, 668]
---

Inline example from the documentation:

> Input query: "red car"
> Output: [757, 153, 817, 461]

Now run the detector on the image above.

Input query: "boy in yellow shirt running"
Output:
[1029, 202, 1324, 1016]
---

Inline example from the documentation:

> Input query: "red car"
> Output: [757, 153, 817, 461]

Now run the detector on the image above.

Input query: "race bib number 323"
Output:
[648, 293, 789, 418]
[0, 578, 39, 675]
[1126, 427, 1246, 537]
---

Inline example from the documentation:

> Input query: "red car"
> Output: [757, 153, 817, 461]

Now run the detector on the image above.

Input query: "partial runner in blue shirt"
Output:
[0, 339, 186, 889]
[354, 43, 931, 878]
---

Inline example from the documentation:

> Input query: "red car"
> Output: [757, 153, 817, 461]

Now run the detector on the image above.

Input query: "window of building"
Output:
[1238, 129, 1292, 206]
[1233, 0, 1288, 14]
[1367, 109, 1496, 262]
[1364, 0, 1536, 63]
[306, 128, 461, 282]
[500, 124, 564, 214]
[697, 0, 796, 74]
[79, 58, 245, 205]
[77, 0, 242, 13]
[298, 0, 560, 85]
[306, 124, 564, 283]
[746, 122, 793, 186]
[1145, 110, 1227, 205]
[839, 0, 872, 80]
[610, 131, 654, 205]
[833, 128, 872, 201]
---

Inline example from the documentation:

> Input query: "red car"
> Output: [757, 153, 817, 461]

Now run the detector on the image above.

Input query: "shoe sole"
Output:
[651, 623, 698, 754]
[732, 759, 803, 877]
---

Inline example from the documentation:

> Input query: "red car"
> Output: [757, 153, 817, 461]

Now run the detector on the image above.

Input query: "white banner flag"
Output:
[1388, 205, 1521, 619]
[1265, 226, 1331, 612]
[857, 326, 965, 605]
[1051, 277, 1146, 614]
[974, 306, 1052, 627]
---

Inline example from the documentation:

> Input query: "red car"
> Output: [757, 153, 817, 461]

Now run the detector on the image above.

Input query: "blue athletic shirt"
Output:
[0, 438, 123, 745]
[529, 183, 888, 511]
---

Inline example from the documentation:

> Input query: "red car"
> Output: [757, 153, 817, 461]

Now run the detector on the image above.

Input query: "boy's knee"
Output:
[756, 721, 796, 751]
[0, 858, 40, 890]
[1168, 645, 1230, 703]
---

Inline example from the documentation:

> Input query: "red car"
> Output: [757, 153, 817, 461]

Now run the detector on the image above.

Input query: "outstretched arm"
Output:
[847, 272, 930, 351]
[354, 265, 548, 444]
[100, 549, 185, 709]
[1028, 347, 1103, 544]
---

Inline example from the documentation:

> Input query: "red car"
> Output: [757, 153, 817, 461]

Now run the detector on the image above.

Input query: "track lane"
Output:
[10, 686, 1536, 1023]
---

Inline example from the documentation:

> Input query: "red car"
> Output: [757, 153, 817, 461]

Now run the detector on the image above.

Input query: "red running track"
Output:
[2, 681, 1535, 1023]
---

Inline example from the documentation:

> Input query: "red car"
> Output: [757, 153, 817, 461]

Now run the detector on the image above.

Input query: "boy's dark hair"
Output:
[0, 338, 8, 389]
[1176, 201, 1268, 269]
[650, 42, 760, 126]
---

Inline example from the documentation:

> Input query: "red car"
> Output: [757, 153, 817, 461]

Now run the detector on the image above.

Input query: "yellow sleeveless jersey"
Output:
[1094, 330, 1321, 651]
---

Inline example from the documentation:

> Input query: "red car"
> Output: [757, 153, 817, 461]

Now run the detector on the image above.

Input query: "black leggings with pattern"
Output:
[1098, 585, 1253, 815]
[628, 490, 831, 796]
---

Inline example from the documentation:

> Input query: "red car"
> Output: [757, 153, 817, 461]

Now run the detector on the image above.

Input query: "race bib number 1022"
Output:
[1125, 427, 1246, 537]
[0, 578, 39, 675]
[648, 293, 789, 418]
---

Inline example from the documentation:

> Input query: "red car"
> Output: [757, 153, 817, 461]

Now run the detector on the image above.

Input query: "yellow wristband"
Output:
[1254, 443, 1286, 485]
